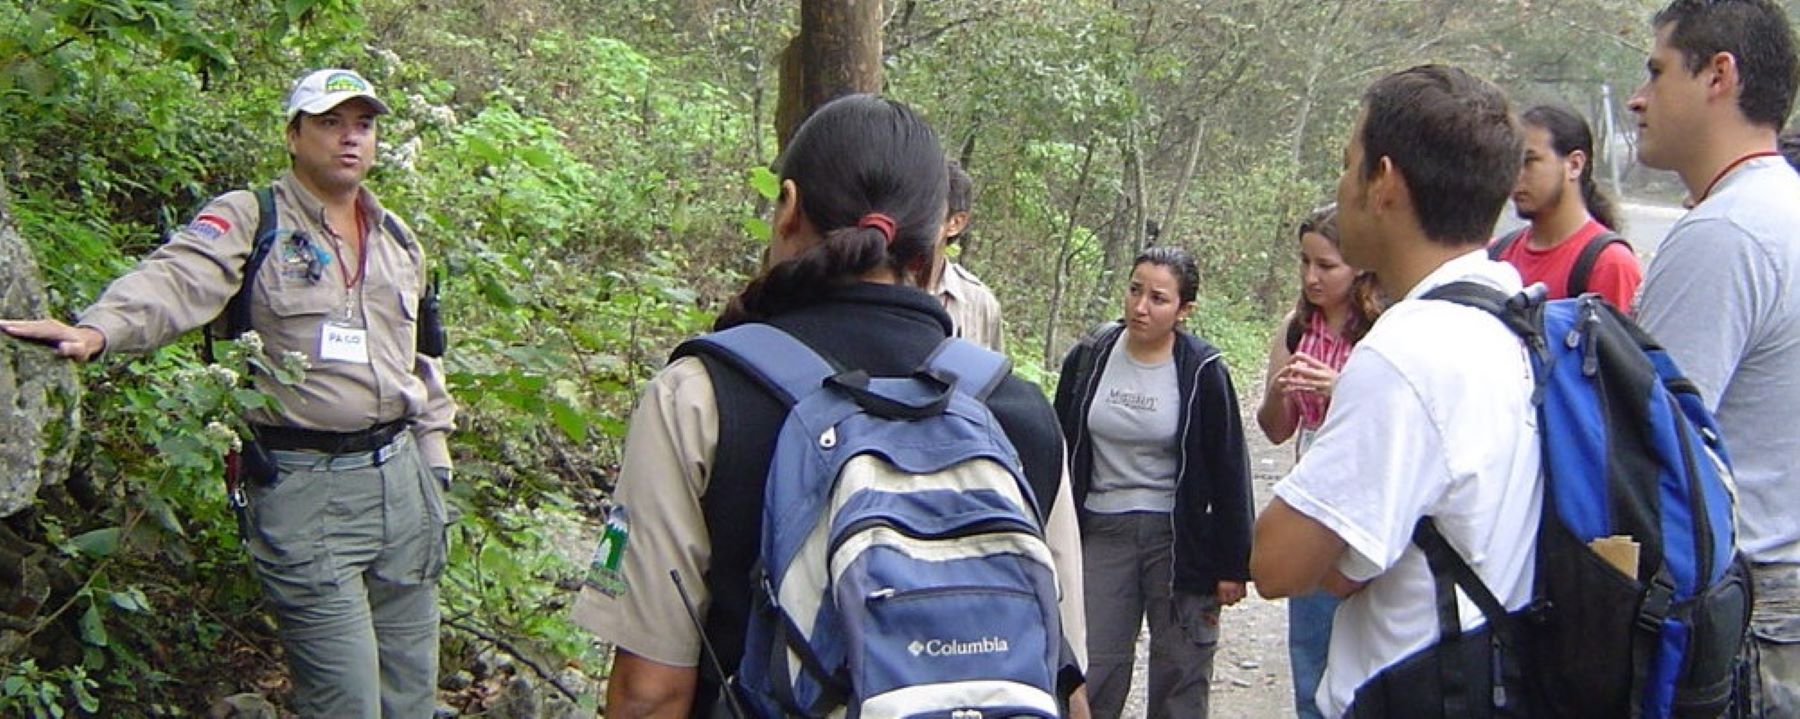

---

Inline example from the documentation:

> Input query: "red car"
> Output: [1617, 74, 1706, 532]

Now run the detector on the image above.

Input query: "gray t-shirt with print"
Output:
[1084, 341, 1181, 514]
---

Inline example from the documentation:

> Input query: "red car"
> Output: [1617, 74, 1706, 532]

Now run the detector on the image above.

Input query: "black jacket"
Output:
[689, 283, 1075, 714]
[1052, 321, 1254, 594]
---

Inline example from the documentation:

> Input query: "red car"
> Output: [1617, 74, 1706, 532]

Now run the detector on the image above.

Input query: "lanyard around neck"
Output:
[1696, 151, 1780, 205]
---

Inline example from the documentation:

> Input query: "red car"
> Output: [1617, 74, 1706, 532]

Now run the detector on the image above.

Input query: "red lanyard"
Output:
[336, 204, 369, 291]
[1696, 151, 1780, 205]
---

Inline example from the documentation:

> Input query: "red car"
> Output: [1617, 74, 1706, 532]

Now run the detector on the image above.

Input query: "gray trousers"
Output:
[241, 431, 448, 719]
[1752, 563, 1800, 719]
[1083, 511, 1220, 719]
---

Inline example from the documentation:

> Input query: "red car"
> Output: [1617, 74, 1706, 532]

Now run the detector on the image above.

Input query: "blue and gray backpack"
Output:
[677, 324, 1066, 719]
[1410, 283, 1752, 719]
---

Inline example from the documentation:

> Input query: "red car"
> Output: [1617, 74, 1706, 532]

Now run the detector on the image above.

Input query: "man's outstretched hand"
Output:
[0, 319, 105, 362]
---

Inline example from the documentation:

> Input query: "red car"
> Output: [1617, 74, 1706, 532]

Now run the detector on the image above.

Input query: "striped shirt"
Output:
[1293, 311, 1354, 431]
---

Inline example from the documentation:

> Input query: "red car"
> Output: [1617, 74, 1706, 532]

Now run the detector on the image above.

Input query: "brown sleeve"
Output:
[400, 219, 456, 469]
[78, 191, 259, 354]
[570, 357, 718, 666]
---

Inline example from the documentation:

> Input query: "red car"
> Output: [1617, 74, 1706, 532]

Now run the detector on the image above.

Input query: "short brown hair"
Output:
[1360, 65, 1521, 246]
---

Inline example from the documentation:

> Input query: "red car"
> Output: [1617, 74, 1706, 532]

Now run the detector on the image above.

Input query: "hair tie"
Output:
[857, 213, 898, 244]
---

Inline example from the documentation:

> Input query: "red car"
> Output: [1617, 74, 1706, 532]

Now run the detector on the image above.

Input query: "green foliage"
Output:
[2, 0, 1670, 713]
[0, 660, 99, 719]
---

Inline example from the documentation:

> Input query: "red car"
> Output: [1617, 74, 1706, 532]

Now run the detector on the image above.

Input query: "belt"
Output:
[252, 419, 409, 455]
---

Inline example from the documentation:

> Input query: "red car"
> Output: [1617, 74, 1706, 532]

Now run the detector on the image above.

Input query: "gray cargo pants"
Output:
[1752, 562, 1800, 719]
[240, 431, 448, 719]
[1083, 511, 1220, 719]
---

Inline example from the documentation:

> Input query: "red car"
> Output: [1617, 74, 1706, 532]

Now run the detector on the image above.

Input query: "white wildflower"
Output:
[238, 330, 265, 355]
[205, 421, 243, 453]
[281, 350, 313, 372]
[428, 104, 458, 129]
[207, 365, 241, 386]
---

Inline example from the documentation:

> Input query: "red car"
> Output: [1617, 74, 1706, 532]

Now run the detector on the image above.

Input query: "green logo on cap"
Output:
[323, 73, 368, 93]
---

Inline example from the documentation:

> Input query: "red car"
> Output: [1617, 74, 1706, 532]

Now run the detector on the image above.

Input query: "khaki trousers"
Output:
[240, 431, 448, 718]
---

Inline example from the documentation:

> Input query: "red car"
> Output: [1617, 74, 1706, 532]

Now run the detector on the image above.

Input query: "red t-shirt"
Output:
[1492, 218, 1643, 311]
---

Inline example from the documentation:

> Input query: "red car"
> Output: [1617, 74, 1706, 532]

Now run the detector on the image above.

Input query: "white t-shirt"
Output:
[1273, 250, 1543, 718]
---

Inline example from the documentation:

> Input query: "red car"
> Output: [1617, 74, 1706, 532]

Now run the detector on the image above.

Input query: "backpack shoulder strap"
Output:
[923, 337, 1012, 401]
[1411, 517, 1522, 718]
[1488, 227, 1526, 261]
[204, 186, 280, 362]
[1566, 231, 1628, 298]
[1071, 319, 1122, 393]
[381, 211, 416, 251]
[673, 323, 836, 408]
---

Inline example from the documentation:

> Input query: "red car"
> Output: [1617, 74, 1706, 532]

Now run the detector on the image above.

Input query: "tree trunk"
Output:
[1044, 141, 1098, 369]
[774, 36, 806, 151]
[1288, 0, 1348, 165]
[1160, 118, 1206, 243]
[778, 0, 885, 149]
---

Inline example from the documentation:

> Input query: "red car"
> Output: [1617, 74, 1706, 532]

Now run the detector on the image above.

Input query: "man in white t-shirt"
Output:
[1249, 64, 1542, 719]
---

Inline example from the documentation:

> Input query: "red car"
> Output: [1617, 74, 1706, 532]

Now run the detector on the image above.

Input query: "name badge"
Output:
[320, 324, 371, 364]
[1297, 427, 1319, 457]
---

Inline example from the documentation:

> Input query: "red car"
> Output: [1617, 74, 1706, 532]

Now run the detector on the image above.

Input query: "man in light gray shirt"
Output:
[1628, 1, 1800, 712]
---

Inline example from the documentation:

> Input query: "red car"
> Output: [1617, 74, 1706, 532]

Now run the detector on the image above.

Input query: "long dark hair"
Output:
[1521, 105, 1620, 232]
[1133, 245, 1199, 306]
[717, 95, 947, 329]
[1285, 204, 1383, 352]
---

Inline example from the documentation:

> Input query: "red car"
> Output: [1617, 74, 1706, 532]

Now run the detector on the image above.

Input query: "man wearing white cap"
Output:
[3, 68, 455, 717]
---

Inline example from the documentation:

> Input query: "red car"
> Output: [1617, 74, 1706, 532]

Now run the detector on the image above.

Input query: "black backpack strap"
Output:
[203, 186, 280, 363]
[1414, 517, 1519, 718]
[380, 212, 415, 250]
[1566, 231, 1627, 298]
[1488, 227, 1526, 261]
[1072, 320, 1121, 395]
[1422, 281, 1551, 377]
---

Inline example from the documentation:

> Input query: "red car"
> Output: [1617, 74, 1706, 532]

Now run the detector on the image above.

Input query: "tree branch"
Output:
[443, 613, 584, 704]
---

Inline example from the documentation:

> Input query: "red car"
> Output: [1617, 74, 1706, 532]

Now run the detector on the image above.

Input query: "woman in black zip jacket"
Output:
[1052, 246, 1254, 719]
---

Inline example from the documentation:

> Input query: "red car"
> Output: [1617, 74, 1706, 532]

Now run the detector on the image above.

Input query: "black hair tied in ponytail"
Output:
[717, 95, 947, 329]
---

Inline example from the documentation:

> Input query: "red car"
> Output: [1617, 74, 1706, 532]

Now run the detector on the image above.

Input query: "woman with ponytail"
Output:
[573, 94, 1089, 718]
[1492, 104, 1643, 310]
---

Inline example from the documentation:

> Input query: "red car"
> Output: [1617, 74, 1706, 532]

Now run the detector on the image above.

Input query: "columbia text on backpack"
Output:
[675, 324, 1067, 718]
[1414, 283, 1751, 719]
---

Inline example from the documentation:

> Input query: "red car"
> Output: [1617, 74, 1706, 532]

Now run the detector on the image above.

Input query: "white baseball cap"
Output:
[284, 69, 391, 121]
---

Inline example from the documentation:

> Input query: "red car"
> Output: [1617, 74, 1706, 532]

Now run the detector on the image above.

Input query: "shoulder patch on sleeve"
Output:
[188, 214, 233, 241]
[584, 504, 631, 598]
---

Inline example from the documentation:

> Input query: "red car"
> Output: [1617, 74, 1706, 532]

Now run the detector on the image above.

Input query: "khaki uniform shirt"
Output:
[78, 172, 456, 468]
[931, 261, 1005, 352]
[570, 357, 1087, 672]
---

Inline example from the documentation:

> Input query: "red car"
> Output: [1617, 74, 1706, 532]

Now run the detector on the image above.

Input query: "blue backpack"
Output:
[677, 324, 1066, 719]
[1415, 283, 1752, 719]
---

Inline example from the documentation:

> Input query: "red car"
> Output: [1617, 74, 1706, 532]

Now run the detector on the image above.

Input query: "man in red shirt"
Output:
[1492, 105, 1643, 310]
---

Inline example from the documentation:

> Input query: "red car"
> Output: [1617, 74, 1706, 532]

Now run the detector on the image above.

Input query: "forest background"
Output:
[0, 0, 1756, 715]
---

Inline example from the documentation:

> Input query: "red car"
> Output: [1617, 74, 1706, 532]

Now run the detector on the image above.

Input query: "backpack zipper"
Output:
[1670, 393, 1716, 586]
[828, 515, 1041, 558]
[865, 585, 1037, 604]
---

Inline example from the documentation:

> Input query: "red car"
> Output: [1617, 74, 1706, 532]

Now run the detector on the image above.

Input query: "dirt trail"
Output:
[1121, 382, 1298, 718]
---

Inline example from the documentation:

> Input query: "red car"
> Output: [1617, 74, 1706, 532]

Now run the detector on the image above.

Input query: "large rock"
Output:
[0, 182, 81, 518]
